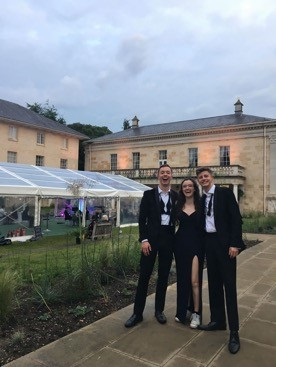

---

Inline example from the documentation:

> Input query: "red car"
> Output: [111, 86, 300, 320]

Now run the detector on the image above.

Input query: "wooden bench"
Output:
[91, 222, 112, 240]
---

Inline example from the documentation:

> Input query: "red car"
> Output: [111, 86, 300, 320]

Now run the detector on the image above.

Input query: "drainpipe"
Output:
[89, 144, 92, 171]
[263, 126, 267, 214]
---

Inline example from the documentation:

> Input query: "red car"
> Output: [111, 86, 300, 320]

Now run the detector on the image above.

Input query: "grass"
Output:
[0, 215, 275, 321]
[0, 225, 141, 319]
[0, 226, 139, 277]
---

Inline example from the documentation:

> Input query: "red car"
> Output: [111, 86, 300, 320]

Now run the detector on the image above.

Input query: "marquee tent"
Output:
[0, 162, 150, 227]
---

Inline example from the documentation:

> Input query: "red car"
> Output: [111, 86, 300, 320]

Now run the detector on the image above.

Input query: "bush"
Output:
[242, 212, 276, 234]
[0, 269, 19, 320]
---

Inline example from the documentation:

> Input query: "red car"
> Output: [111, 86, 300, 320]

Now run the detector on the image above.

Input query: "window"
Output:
[110, 154, 117, 170]
[8, 126, 18, 140]
[220, 146, 230, 166]
[7, 151, 17, 163]
[60, 159, 67, 169]
[62, 138, 68, 149]
[36, 155, 44, 166]
[37, 132, 45, 145]
[189, 148, 198, 167]
[133, 152, 140, 169]
[159, 150, 167, 166]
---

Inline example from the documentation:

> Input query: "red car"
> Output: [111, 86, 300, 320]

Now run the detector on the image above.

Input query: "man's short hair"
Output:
[157, 164, 172, 174]
[196, 166, 214, 176]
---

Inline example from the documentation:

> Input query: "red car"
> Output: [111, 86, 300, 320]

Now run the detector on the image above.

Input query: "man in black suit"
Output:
[196, 167, 246, 354]
[125, 164, 178, 328]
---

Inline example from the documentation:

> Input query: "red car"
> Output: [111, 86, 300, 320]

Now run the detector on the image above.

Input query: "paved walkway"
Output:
[4, 234, 276, 367]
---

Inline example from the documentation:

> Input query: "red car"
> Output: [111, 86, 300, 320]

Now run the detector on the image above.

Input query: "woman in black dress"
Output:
[174, 178, 205, 328]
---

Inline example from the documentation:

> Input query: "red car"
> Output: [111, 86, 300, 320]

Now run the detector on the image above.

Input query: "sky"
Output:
[0, 0, 276, 133]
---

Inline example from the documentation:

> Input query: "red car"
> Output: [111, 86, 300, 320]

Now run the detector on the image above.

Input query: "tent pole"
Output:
[82, 197, 87, 227]
[116, 197, 121, 227]
[35, 196, 41, 227]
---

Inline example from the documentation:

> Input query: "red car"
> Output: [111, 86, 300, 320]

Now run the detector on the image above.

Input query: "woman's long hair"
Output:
[176, 177, 201, 216]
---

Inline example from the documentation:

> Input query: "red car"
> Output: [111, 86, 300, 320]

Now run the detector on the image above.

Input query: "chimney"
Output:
[234, 99, 243, 115]
[132, 116, 139, 128]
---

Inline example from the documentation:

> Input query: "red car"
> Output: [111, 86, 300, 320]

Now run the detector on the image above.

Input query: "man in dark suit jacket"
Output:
[196, 167, 246, 354]
[125, 164, 178, 328]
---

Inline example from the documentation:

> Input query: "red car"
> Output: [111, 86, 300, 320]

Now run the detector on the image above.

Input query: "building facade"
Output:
[84, 100, 276, 214]
[0, 99, 88, 169]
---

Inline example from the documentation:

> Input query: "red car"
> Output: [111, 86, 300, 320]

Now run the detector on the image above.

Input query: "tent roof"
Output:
[0, 162, 150, 198]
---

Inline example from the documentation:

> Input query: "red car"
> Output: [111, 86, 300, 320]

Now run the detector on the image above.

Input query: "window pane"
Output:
[159, 150, 167, 166]
[133, 152, 140, 169]
[110, 154, 117, 170]
[8, 126, 18, 140]
[37, 132, 45, 145]
[189, 148, 198, 167]
[62, 138, 68, 149]
[60, 159, 67, 169]
[220, 146, 230, 166]
[7, 151, 17, 163]
[36, 155, 44, 166]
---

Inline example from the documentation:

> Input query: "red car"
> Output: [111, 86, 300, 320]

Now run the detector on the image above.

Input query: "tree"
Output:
[68, 123, 111, 139]
[68, 123, 112, 170]
[27, 100, 66, 124]
[123, 119, 131, 130]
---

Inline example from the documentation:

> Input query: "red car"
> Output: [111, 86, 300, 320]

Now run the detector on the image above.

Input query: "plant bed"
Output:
[0, 238, 260, 367]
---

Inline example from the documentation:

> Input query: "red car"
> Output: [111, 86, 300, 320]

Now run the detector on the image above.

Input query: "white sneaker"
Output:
[175, 316, 181, 323]
[190, 313, 200, 329]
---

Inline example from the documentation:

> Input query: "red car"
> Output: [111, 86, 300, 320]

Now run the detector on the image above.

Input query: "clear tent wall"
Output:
[0, 162, 149, 237]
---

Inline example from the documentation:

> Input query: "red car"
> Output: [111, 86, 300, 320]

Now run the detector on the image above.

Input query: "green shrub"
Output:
[0, 269, 19, 320]
[242, 212, 276, 234]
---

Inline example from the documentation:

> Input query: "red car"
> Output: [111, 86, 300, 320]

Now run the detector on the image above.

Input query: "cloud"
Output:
[0, 0, 276, 131]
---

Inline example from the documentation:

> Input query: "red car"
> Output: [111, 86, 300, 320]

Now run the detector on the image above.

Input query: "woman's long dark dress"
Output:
[174, 210, 205, 323]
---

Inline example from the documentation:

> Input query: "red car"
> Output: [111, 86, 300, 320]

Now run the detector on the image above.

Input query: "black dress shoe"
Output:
[228, 331, 240, 354]
[124, 314, 143, 328]
[197, 321, 226, 331]
[155, 311, 167, 324]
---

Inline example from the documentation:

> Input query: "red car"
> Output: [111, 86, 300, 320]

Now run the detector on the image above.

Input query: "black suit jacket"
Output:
[204, 186, 246, 252]
[138, 187, 178, 243]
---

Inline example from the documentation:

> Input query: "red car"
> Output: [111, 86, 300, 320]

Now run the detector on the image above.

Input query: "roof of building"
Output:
[86, 106, 275, 144]
[0, 99, 89, 140]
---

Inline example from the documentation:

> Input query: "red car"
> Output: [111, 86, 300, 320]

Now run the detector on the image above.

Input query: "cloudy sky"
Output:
[0, 0, 276, 133]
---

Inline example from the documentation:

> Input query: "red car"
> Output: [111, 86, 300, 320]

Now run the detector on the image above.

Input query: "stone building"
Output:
[84, 100, 276, 214]
[0, 98, 88, 169]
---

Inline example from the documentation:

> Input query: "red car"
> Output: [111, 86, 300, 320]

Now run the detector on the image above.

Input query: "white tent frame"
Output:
[0, 163, 150, 227]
